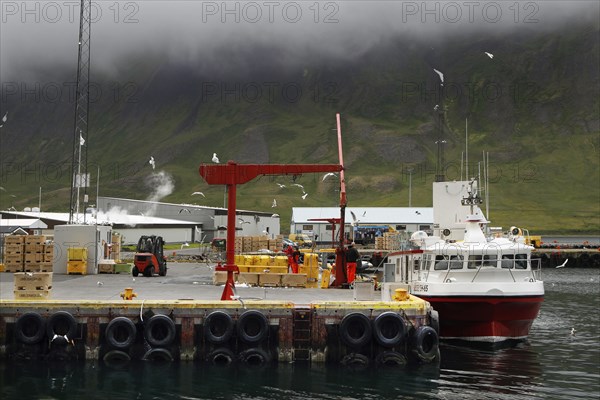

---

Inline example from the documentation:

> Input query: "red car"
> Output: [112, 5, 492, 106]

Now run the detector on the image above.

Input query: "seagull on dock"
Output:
[272, 199, 277, 208]
[322, 172, 337, 181]
[181, 242, 189, 249]
[149, 156, 155, 170]
[484, 51, 494, 59]
[212, 153, 220, 163]
[192, 191, 205, 197]
[556, 259, 569, 268]
[433, 68, 444, 86]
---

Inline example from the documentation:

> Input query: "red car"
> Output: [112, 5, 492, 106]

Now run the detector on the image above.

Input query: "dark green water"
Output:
[1, 268, 598, 400]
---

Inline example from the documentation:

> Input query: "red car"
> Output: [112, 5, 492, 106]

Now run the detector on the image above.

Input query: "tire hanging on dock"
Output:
[411, 325, 439, 363]
[236, 310, 269, 344]
[105, 317, 137, 349]
[142, 348, 174, 362]
[102, 349, 131, 368]
[144, 314, 176, 347]
[372, 312, 408, 348]
[15, 312, 46, 344]
[206, 347, 236, 366]
[204, 311, 234, 344]
[238, 348, 271, 367]
[339, 313, 372, 348]
[46, 311, 77, 339]
[375, 351, 407, 367]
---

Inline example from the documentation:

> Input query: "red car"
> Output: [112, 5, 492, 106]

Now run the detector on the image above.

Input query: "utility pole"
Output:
[68, 0, 92, 224]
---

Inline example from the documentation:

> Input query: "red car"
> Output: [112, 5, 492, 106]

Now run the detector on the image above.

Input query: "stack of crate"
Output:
[23, 235, 52, 272]
[111, 233, 121, 262]
[374, 236, 384, 250]
[3, 235, 25, 273]
[14, 271, 52, 300]
[67, 247, 88, 275]
[234, 237, 244, 253]
[381, 232, 402, 250]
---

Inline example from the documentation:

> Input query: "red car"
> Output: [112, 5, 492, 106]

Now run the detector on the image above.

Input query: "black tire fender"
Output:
[375, 351, 407, 367]
[102, 349, 131, 368]
[105, 317, 137, 349]
[236, 310, 269, 344]
[142, 348, 173, 362]
[372, 312, 407, 348]
[206, 347, 236, 366]
[340, 353, 370, 370]
[144, 314, 176, 347]
[15, 312, 46, 344]
[339, 313, 372, 348]
[46, 311, 77, 339]
[204, 311, 234, 344]
[411, 325, 439, 363]
[238, 348, 271, 366]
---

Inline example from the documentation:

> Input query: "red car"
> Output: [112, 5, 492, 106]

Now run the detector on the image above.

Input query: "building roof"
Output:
[291, 207, 433, 225]
[0, 218, 48, 229]
[1, 211, 197, 227]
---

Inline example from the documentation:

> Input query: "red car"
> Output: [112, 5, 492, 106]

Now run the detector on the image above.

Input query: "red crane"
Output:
[199, 113, 348, 300]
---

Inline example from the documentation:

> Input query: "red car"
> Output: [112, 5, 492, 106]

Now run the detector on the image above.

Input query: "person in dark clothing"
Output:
[345, 242, 360, 283]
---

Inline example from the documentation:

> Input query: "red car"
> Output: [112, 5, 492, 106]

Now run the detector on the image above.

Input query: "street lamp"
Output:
[407, 167, 414, 207]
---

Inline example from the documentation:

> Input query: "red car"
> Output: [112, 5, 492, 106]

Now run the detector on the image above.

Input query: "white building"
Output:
[291, 207, 433, 245]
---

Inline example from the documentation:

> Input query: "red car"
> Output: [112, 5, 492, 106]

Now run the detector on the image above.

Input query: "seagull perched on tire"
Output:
[212, 153, 220, 163]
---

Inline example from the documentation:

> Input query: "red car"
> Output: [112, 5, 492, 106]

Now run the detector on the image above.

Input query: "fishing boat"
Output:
[387, 179, 544, 345]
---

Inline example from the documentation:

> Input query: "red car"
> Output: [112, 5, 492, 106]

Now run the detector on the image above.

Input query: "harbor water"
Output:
[1, 268, 598, 400]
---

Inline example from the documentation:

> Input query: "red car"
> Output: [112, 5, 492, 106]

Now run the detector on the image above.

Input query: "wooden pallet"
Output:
[14, 289, 51, 300]
[23, 263, 53, 273]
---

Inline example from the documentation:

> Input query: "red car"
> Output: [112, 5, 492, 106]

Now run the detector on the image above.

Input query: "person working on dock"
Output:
[285, 244, 301, 274]
[345, 242, 360, 284]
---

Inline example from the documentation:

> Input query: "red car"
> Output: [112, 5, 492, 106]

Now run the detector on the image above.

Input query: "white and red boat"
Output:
[387, 179, 544, 345]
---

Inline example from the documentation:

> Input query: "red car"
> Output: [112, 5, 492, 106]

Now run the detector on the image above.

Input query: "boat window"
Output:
[467, 255, 482, 269]
[449, 255, 464, 269]
[501, 254, 514, 269]
[515, 254, 528, 269]
[434, 255, 449, 270]
[413, 258, 420, 271]
[483, 255, 498, 268]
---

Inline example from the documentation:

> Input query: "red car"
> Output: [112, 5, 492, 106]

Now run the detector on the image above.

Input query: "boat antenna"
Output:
[465, 118, 469, 179]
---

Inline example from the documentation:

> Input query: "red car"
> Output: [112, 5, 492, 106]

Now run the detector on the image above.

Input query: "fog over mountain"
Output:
[1, 1, 597, 81]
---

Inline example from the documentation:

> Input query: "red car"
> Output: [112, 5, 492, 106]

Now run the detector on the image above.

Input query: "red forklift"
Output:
[133, 235, 167, 277]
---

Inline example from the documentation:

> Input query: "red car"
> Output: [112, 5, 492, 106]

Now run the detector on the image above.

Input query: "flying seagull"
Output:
[433, 68, 444, 85]
[292, 183, 304, 191]
[238, 218, 250, 225]
[322, 172, 337, 181]
[434, 104, 439, 111]
[0, 186, 5, 191]
[350, 211, 360, 227]
[302, 192, 308, 200]
[555, 259, 568, 268]
[149, 156, 155, 170]
[79, 133, 85, 146]
[484, 52, 494, 59]
[271, 214, 280, 218]
[276, 183, 286, 188]
[192, 191, 205, 197]
[212, 153, 220, 163]
[181, 242, 190, 249]
[272, 199, 277, 208]
[0, 111, 7, 127]
[179, 208, 191, 214]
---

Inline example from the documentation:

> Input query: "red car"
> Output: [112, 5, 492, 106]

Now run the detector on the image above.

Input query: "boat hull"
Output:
[418, 295, 544, 343]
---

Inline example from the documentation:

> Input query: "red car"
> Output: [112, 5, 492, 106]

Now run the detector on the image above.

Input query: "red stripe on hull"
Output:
[420, 295, 544, 341]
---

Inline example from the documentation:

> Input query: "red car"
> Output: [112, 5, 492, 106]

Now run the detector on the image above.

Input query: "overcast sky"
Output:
[0, 1, 598, 81]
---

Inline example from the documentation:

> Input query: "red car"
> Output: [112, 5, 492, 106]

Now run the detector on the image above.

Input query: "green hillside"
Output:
[0, 26, 598, 234]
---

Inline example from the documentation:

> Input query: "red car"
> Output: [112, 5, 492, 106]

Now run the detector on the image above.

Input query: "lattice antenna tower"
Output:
[68, 0, 92, 224]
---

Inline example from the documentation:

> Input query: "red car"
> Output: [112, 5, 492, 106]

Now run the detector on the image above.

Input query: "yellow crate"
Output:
[258, 273, 283, 287]
[320, 269, 331, 288]
[0, 263, 4, 272]
[14, 272, 53, 290]
[14, 289, 51, 300]
[299, 265, 319, 281]
[281, 273, 307, 287]
[24, 253, 44, 263]
[67, 261, 87, 275]
[68, 247, 88, 261]
[5, 235, 24, 245]
[4, 244, 24, 254]
[247, 265, 288, 274]
[237, 272, 259, 286]
[24, 235, 45, 245]
[273, 256, 288, 266]
[4, 262, 23, 273]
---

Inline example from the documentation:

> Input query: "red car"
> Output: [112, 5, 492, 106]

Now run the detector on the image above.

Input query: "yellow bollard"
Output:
[120, 287, 137, 300]
[392, 288, 409, 301]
